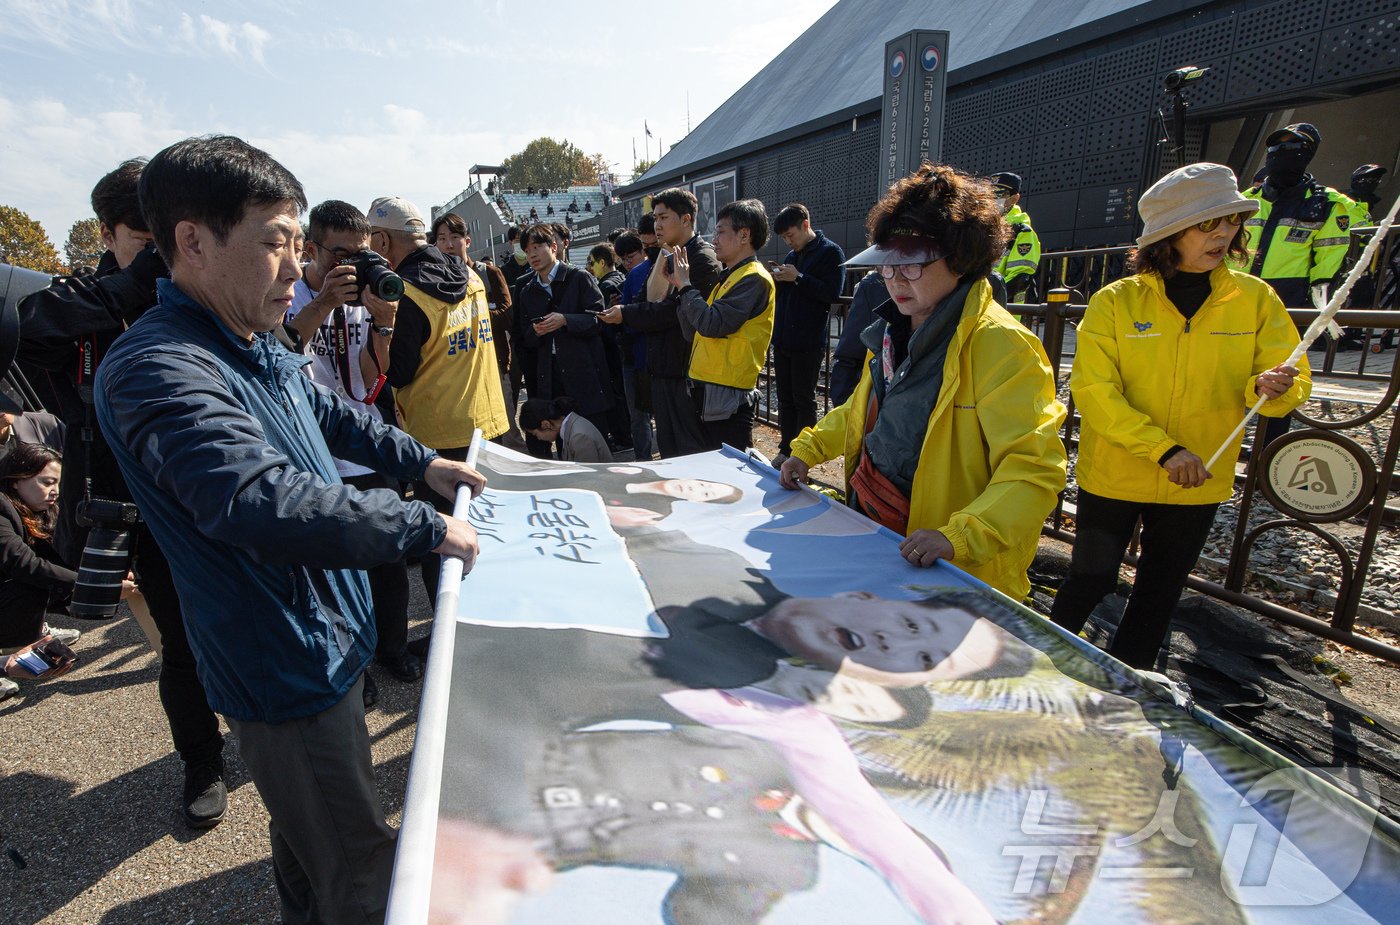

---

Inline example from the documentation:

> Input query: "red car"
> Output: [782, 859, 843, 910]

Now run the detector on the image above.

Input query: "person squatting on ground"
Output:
[94, 134, 485, 925]
[768, 203, 846, 462]
[287, 200, 422, 694]
[16, 157, 235, 829]
[513, 222, 616, 457]
[518, 396, 613, 463]
[0, 444, 130, 698]
[779, 164, 1067, 601]
[667, 198, 776, 452]
[1051, 163, 1309, 670]
[370, 194, 506, 603]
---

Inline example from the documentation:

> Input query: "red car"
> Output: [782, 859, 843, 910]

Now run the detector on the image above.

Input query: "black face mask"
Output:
[1264, 146, 1314, 189]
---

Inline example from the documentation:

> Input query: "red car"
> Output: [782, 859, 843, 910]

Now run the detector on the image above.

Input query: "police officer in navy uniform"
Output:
[990, 172, 1041, 303]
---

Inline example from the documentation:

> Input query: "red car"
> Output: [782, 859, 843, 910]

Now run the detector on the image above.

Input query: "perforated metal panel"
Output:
[992, 78, 1040, 111]
[723, 0, 1400, 256]
[1226, 34, 1322, 99]
[1095, 40, 1159, 85]
[1038, 60, 1095, 101]
[1315, 18, 1400, 82]
[1089, 80, 1155, 120]
[1036, 93, 1093, 133]
[1082, 147, 1142, 186]
[1327, 0, 1400, 26]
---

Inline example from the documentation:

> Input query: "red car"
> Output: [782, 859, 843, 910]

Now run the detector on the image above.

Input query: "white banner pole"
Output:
[386, 428, 483, 925]
[1204, 196, 1400, 471]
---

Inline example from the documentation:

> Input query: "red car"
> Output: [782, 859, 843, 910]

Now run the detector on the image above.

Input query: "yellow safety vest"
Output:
[395, 274, 508, 448]
[687, 260, 776, 390]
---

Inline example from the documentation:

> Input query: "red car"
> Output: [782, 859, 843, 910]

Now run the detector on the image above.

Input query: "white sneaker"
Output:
[0, 676, 18, 702]
[41, 624, 81, 647]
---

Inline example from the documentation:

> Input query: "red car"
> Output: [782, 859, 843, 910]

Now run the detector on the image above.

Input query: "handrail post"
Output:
[1044, 288, 1072, 386]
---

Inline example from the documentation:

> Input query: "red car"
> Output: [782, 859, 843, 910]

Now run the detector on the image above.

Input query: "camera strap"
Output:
[77, 333, 99, 503]
[331, 306, 386, 404]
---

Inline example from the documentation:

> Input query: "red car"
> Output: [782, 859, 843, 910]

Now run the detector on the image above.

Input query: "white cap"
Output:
[367, 196, 426, 233]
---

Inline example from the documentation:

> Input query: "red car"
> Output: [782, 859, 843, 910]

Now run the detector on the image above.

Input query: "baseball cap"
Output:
[1352, 164, 1387, 183]
[1266, 122, 1321, 148]
[989, 172, 1022, 195]
[367, 196, 427, 233]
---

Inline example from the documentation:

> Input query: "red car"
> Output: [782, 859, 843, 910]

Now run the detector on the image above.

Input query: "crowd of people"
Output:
[3, 118, 1373, 923]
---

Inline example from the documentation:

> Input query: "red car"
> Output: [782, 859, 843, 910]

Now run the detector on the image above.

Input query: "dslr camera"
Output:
[70, 496, 140, 618]
[340, 250, 405, 306]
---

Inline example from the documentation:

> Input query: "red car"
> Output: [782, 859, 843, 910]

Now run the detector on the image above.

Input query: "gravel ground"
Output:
[2, 420, 1395, 923]
[0, 575, 436, 925]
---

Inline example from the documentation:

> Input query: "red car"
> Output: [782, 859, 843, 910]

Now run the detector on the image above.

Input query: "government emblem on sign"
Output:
[1260, 431, 1373, 522]
[921, 44, 940, 72]
[890, 50, 906, 78]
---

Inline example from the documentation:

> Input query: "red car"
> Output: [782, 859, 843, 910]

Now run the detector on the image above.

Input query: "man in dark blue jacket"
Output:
[95, 135, 484, 925]
[768, 205, 844, 460]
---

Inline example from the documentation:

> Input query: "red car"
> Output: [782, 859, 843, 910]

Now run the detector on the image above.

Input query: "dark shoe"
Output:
[183, 758, 227, 829]
[362, 671, 380, 710]
[406, 635, 431, 660]
[376, 651, 423, 683]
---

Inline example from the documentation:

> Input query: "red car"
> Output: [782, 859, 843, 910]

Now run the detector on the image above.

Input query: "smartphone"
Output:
[664, 252, 675, 274]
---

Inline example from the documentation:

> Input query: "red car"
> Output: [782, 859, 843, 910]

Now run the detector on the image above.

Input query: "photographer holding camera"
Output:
[287, 201, 423, 697]
[369, 196, 508, 602]
[15, 158, 235, 829]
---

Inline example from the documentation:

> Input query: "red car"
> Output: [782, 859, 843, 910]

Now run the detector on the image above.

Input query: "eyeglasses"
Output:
[878, 259, 941, 281]
[1195, 213, 1249, 233]
[308, 240, 359, 261]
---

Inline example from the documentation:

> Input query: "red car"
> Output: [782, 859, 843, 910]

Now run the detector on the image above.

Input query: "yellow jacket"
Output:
[1072, 264, 1310, 505]
[791, 278, 1067, 599]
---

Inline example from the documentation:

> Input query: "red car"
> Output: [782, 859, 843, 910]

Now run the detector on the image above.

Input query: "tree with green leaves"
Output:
[0, 205, 65, 274]
[634, 157, 657, 176]
[64, 217, 105, 271]
[501, 137, 592, 190]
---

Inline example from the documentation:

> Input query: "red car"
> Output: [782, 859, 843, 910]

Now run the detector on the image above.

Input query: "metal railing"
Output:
[764, 229, 1400, 663]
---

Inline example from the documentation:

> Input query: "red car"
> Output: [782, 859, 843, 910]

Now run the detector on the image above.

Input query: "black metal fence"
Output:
[760, 226, 1400, 663]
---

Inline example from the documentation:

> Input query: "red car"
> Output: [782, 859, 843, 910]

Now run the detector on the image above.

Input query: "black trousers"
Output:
[135, 525, 224, 766]
[651, 376, 708, 458]
[690, 387, 756, 453]
[1049, 489, 1218, 670]
[343, 473, 410, 662]
[773, 347, 824, 455]
[415, 444, 468, 603]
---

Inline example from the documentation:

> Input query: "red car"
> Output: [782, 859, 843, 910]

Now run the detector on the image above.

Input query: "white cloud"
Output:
[0, 0, 143, 52]
[176, 12, 271, 66]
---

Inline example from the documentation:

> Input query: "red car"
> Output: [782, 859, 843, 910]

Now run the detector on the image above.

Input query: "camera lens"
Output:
[70, 527, 134, 619]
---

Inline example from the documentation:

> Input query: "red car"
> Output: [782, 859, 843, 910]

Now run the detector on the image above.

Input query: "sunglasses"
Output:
[878, 259, 943, 281]
[1195, 213, 1250, 233]
[1267, 141, 1311, 153]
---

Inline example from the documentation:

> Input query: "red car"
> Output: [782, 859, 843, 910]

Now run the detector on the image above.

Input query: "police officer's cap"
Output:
[1352, 164, 1387, 183]
[989, 172, 1022, 195]
[1265, 123, 1321, 148]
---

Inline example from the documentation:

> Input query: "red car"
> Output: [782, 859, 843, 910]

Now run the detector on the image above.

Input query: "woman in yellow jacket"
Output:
[779, 164, 1067, 601]
[1051, 163, 1310, 669]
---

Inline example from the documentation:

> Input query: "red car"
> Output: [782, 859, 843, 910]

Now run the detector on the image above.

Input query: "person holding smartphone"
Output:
[0, 443, 135, 688]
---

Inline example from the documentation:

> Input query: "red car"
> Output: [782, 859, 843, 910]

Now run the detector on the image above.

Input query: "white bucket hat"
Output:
[1136, 163, 1258, 248]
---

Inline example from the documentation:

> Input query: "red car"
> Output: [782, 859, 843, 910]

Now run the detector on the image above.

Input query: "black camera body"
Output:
[75, 496, 140, 529]
[340, 250, 405, 306]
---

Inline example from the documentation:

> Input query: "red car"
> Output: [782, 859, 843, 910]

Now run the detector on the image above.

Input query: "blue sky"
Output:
[0, 0, 839, 247]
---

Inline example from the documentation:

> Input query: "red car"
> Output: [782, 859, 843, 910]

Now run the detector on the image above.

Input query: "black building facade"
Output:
[613, 0, 1400, 258]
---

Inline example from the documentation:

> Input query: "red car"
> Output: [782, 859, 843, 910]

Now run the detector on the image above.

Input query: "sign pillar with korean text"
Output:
[880, 30, 949, 190]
